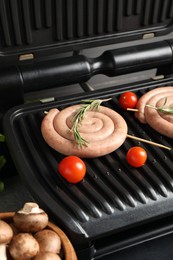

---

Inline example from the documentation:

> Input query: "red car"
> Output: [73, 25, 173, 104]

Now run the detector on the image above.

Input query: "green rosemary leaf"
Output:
[162, 97, 167, 107]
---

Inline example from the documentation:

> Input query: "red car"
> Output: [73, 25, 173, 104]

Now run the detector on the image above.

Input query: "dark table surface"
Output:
[0, 174, 34, 212]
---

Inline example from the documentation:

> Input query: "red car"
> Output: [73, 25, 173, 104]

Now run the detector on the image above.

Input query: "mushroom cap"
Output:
[0, 220, 13, 244]
[33, 252, 61, 260]
[9, 233, 39, 259]
[13, 212, 48, 233]
[34, 229, 61, 254]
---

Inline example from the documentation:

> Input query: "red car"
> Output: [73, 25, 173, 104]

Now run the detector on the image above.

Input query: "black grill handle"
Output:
[0, 39, 173, 108]
[21, 39, 173, 92]
[100, 40, 173, 76]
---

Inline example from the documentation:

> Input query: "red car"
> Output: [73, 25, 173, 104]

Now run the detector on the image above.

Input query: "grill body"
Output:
[3, 82, 173, 258]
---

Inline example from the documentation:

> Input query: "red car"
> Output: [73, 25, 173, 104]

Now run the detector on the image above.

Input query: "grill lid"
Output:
[1, 0, 173, 64]
[3, 84, 173, 248]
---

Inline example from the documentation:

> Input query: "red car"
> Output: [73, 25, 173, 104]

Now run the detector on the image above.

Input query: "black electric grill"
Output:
[1, 0, 173, 259]
[3, 84, 173, 258]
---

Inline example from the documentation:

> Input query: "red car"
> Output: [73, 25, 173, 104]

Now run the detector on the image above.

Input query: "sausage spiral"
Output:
[135, 87, 173, 138]
[41, 105, 128, 158]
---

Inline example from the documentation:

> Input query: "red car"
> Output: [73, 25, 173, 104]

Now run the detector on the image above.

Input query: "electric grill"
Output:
[1, 1, 173, 259]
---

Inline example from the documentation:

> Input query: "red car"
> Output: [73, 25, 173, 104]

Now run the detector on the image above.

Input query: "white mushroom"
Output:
[9, 233, 39, 259]
[0, 220, 13, 260]
[34, 229, 61, 254]
[13, 202, 48, 233]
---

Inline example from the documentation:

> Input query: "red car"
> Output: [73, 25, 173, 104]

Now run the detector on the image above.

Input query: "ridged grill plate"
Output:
[3, 86, 173, 246]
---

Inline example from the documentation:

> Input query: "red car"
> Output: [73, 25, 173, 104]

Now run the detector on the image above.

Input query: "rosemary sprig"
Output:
[146, 97, 173, 114]
[71, 98, 112, 148]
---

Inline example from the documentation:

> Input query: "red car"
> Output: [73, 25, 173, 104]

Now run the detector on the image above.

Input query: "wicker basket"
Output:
[0, 212, 77, 260]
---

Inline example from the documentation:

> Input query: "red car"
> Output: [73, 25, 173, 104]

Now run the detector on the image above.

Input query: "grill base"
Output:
[3, 83, 173, 256]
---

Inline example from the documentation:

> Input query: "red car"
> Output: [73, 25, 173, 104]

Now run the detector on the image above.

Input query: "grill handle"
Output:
[21, 39, 173, 92]
[0, 39, 173, 108]
[100, 40, 173, 76]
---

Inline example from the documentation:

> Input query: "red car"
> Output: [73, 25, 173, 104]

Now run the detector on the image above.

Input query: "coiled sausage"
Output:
[41, 105, 128, 158]
[135, 86, 173, 123]
[135, 86, 173, 138]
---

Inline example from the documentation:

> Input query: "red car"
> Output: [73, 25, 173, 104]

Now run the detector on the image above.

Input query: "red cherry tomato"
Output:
[58, 156, 86, 183]
[119, 91, 138, 110]
[126, 146, 147, 168]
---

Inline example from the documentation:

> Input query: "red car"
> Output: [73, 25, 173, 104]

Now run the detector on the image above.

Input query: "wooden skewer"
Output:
[127, 134, 171, 150]
[126, 108, 171, 150]
[127, 108, 139, 112]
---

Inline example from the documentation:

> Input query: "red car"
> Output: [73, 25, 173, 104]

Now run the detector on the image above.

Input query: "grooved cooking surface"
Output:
[4, 87, 173, 245]
[0, 0, 173, 54]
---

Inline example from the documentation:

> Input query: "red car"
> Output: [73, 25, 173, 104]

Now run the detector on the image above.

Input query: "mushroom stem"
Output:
[0, 244, 7, 260]
[18, 202, 44, 214]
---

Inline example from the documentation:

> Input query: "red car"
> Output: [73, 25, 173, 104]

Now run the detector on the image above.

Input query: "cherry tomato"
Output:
[119, 91, 138, 110]
[58, 156, 86, 183]
[126, 146, 147, 168]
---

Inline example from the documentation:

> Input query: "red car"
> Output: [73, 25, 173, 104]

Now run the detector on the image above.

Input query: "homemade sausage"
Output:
[145, 93, 173, 138]
[41, 105, 128, 158]
[135, 86, 173, 123]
